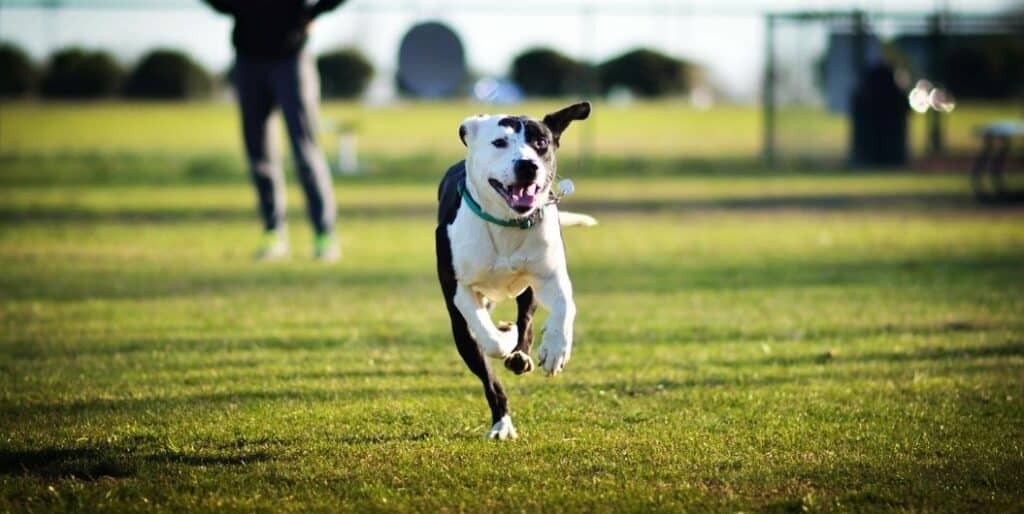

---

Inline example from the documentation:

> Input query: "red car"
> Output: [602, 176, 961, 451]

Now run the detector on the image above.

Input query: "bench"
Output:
[971, 121, 1024, 201]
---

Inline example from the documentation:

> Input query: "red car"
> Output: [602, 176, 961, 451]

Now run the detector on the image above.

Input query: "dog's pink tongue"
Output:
[509, 184, 540, 208]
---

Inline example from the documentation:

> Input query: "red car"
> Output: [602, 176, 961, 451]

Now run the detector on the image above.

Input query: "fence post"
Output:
[927, 12, 945, 155]
[852, 11, 866, 76]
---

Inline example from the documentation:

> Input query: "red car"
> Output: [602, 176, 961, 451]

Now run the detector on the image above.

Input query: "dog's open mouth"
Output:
[489, 179, 543, 214]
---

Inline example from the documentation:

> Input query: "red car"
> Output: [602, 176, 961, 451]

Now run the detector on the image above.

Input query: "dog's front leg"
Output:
[453, 284, 517, 359]
[534, 271, 575, 376]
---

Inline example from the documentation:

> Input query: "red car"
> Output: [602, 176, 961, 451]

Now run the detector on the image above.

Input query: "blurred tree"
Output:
[317, 48, 373, 99]
[598, 48, 692, 98]
[40, 48, 123, 99]
[0, 42, 36, 98]
[124, 49, 212, 99]
[510, 48, 587, 97]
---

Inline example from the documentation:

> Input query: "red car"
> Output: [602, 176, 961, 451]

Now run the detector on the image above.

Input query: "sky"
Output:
[0, 0, 1018, 101]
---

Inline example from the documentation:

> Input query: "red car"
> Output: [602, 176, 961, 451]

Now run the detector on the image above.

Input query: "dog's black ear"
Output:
[542, 102, 591, 145]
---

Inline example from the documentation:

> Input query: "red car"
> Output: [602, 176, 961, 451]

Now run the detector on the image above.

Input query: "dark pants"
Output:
[235, 52, 335, 235]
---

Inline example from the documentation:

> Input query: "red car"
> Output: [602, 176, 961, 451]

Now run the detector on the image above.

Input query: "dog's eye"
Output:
[491, 139, 508, 148]
[535, 138, 548, 150]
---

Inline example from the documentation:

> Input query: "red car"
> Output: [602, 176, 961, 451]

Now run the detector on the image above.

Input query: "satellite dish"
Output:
[397, 21, 467, 98]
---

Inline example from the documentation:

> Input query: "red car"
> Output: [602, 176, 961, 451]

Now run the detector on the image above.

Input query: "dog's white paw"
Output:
[482, 323, 518, 359]
[537, 339, 571, 376]
[485, 415, 518, 441]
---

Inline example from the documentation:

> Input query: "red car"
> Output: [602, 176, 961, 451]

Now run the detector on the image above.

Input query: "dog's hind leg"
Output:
[504, 288, 537, 375]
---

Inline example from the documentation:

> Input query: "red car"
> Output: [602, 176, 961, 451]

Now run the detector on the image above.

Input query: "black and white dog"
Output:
[435, 102, 595, 440]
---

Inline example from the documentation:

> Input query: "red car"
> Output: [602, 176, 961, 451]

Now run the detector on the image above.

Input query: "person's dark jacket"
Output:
[202, 0, 346, 58]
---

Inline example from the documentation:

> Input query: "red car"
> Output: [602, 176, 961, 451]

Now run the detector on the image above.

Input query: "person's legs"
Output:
[235, 57, 287, 238]
[270, 52, 336, 243]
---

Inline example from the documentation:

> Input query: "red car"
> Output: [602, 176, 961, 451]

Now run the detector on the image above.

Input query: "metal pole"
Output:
[927, 12, 945, 155]
[762, 13, 776, 167]
[850, 10, 866, 167]
[852, 11, 866, 75]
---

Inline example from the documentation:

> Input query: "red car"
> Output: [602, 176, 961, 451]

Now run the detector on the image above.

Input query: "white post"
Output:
[337, 131, 359, 175]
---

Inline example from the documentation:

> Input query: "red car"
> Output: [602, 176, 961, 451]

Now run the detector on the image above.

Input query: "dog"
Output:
[435, 102, 595, 440]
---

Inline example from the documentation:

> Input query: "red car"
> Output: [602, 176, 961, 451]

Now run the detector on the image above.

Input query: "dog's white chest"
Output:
[472, 267, 531, 301]
[448, 206, 563, 303]
[454, 234, 539, 301]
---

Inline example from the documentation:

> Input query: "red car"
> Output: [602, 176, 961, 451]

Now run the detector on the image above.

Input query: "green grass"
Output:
[0, 100, 1014, 161]
[2, 157, 1024, 512]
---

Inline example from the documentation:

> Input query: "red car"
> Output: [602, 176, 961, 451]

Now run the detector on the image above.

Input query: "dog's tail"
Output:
[558, 211, 598, 227]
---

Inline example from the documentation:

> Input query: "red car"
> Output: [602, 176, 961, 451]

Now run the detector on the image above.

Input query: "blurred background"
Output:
[0, 0, 1021, 183]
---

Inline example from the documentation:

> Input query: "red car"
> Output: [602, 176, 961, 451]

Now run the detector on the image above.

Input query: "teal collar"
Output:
[458, 180, 544, 230]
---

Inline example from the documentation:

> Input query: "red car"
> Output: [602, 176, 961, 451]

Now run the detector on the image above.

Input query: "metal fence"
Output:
[763, 10, 1024, 167]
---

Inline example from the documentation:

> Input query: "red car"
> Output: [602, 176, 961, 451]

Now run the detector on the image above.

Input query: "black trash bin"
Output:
[850, 64, 909, 167]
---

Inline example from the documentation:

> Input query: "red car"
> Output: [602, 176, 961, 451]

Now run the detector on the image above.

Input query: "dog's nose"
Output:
[514, 160, 538, 183]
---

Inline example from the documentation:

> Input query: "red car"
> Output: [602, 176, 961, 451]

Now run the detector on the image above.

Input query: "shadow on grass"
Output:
[1, 336, 448, 366]
[0, 265, 431, 303]
[335, 432, 434, 445]
[582, 319, 1016, 354]
[0, 448, 136, 481]
[583, 334, 1024, 377]
[0, 151, 900, 188]
[565, 360, 1016, 403]
[2, 252, 1017, 305]
[0, 192, 1013, 227]
[146, 451, 274, 467]
[746, 339, 1024, 368]
[572, 254, 1021, 295]
[0, 205, 434, 224]
[0, 385, 467, 421]
[0, 447, 272, 481]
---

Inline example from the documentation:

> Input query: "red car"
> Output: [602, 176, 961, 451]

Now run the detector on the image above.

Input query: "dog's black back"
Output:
[436, 160, 466, 227]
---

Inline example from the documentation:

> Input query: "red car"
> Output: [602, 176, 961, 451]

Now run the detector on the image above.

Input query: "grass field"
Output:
[0, 101, 1014, 161]
[2, 101, 1024, 513]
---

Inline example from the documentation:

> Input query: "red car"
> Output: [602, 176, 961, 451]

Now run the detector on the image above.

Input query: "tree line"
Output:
[0, 43, 375, 100]
[0, 41, 696, 100]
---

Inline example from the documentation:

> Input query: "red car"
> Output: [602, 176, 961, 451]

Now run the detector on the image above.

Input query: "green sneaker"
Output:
[255, 229, 289, 261]
[313, 233, 341, 262]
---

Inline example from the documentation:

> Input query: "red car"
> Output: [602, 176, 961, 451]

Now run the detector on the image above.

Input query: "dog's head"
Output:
[459, 102, 590, 218]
